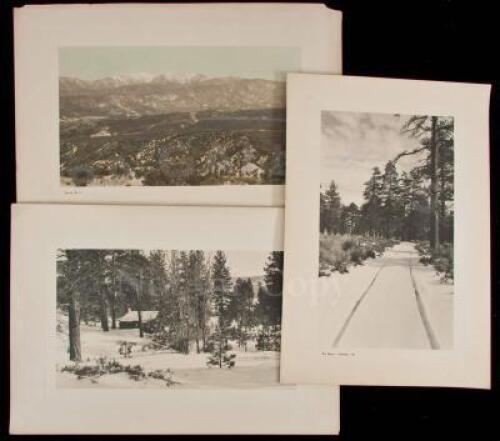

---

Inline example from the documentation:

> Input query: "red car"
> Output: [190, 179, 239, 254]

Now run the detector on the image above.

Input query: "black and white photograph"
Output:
[319, 111, 454, 350]
[11, 203, 339, 434]
[281, 74, 489, 389]
[57, 248, 283, 388]
[59, 46, 297, 187]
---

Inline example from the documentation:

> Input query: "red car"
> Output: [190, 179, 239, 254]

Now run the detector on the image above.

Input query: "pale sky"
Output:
[143, 249, 272, 278]
[320, 111, 425, 206]
[59, 46, 300, 81]
[224, 250, 272, 278]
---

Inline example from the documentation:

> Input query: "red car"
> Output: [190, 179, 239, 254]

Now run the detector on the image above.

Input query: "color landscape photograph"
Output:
[59, 46, 300, 187]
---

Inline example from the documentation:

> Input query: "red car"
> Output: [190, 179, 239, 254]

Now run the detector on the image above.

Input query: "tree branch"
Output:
[393, 145, 428, 163]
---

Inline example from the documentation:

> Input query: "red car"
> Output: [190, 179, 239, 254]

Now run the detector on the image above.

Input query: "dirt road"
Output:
[324, 242, 453, 350]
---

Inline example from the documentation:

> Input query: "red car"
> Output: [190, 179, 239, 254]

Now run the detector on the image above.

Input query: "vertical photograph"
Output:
[319, 111, 454, 350]
[59, 46, 300, 187]
[56, 249, 283, 388]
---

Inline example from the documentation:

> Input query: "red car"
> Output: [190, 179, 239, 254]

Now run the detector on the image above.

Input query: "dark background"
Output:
[0, 0, 497, 438]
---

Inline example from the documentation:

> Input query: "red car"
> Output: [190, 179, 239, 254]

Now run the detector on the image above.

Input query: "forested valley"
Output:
[59, 75, 287, 186]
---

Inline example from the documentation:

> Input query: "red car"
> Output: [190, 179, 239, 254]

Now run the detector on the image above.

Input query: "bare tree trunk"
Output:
[201, 323, 207, 352]
[429, 116, 440, 253]
[98, 291, 109, 332]
[243, 324, 247, 352]
[110, 295, 116, 330]
[96, 253, 109, 332]
[137, 309, 143, 338]
[194, 302, 200, 354]
[185, 325, 190, 354]
[201, 285, 208, 352]
[110, 253, 117, 329]
[137, 270, 144, 338]
[219, 328, 223, 368]
[68, 293, 82, 362]
[439, 152, 447, 242]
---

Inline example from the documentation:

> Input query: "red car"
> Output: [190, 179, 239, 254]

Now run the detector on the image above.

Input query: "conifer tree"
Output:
[321, 181, 342, 233]
[261, 251, 284, 329]
[207, 251, 235, 367]
[361, 167, 383, 236]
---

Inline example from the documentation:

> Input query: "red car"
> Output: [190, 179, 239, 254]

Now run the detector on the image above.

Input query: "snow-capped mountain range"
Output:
[60, 73, 211, 91]
[60, 74, 285, 118]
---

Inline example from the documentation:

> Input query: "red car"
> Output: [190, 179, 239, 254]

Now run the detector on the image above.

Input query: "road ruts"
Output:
[332, 242, 438, 350]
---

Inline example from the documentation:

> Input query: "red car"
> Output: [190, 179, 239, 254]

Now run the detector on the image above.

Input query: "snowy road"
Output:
[322, 242, 453, 350]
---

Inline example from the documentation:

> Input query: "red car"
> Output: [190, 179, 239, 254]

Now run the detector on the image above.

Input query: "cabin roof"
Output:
[118, 310, 158, 322]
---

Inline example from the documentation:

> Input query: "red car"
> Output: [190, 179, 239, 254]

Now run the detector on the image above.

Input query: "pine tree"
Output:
[148, 250, 167, 312]
[187, 250, 210, 353]
[341, 202, 360, 235]
[206, 325, 236, 368]
[207, 251, 235, 368]
[57, 249, 107, 361]
[211, 251, 232, 318]
[230, 278, 255, 350]
[361, 167, 383, 236]
[117, 250, 151, 338]
[58, 250, 84, 362]
[177, 251, 192, 353]
[260, 251, 283, 329]
[321, 180, 342, 233]
[380, 161, 401, 238]
[399, 115, 454, 252]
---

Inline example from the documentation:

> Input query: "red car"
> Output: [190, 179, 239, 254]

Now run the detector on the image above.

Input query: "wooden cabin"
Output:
[118, 310, 159, 330]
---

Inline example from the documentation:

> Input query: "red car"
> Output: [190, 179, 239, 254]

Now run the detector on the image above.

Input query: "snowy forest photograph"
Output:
[56, 249, 283, 388]
[319, 110, 454, 350]
[59, 46, 299, 187]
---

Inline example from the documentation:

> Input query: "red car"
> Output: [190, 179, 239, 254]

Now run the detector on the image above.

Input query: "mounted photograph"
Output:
[319, 111, 454, 350]
[281, 74, 490, 388]
[16, 3, 342, 206]
[56, 248, 284, 389]
[59, 46, 297, 187]
[12, 203, 340, 434]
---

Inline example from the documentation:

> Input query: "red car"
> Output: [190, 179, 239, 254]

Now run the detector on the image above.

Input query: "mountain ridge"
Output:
[60, 75, 285, 118]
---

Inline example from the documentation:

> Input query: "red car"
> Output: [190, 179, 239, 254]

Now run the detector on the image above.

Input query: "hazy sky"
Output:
[320, 111, 424, 206]
[141, 249, 272, 278]
[59, 46, 300, 81]
[224, 250, 272, 277]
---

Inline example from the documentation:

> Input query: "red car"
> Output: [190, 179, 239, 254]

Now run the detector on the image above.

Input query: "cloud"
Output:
[320, 111, 422, 205]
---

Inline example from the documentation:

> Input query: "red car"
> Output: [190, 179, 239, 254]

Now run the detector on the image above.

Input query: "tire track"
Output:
[409, 259, 440, 350]
[332, 264, 385, 347]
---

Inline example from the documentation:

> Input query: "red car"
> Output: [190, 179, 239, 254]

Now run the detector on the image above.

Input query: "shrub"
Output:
[319, 234, 398, 276]
[419, 255, 432, 265]
[433, 243, 454, 281]
[415, 240, 454, 281]
[255, 327, 281, 351]
[143, 170, 168, 186]
[206, 325, 237, 369]
[349, 247, 363, 265]
[118, 341, 137, 358]
[148, 369, 177, 387]
[150, 329, 189, 353]
[60, 357, 175, 384]
[414, 240, 430, 256]
[364, 249, 376, 259]
[69, 165, 94, 186]
[341, 238, 357, 252]
[319, 234, 350, 275]
[125, 364, 146, 381]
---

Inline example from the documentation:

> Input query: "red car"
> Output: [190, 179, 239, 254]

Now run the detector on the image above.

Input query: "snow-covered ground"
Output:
[56, 325, 279, 389]
[319, 242, 453, 350]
